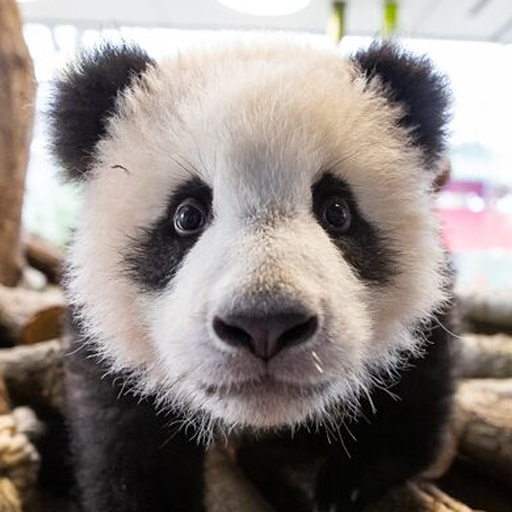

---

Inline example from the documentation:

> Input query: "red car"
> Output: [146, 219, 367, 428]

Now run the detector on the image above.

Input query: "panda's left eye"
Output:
[320, 196, 352, 234]
[173, 199, 209, 236]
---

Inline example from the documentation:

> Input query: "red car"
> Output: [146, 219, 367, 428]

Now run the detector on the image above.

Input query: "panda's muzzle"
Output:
[212, 310, 318, 361]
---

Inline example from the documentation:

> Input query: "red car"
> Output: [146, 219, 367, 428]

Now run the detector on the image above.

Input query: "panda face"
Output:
[56, 41, 450, 434]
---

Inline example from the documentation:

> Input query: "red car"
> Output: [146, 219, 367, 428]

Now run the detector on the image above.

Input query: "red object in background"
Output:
[439, 208, 512, 252]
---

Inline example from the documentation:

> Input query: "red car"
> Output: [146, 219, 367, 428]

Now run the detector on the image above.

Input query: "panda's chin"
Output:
[199, 376, 333, 429]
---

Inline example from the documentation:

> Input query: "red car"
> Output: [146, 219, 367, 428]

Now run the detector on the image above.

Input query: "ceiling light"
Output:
[217, 0, 312, 17]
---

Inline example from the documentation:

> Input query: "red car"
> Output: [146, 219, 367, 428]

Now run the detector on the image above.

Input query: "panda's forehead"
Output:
[205, 105, 325, 213]
[100, 45, 424, 232]
[159, 60, 372, 208]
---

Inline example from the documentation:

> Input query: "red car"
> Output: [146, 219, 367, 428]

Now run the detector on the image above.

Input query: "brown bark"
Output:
[454, 379, 512, 489]
[0, 284, 64, 345]
[0, 340, 65, 411]
[0, 0, 36, 287]
[24, 234, 63, 284]
[366, 482, 481, 512]
[457, 334, 512, 379]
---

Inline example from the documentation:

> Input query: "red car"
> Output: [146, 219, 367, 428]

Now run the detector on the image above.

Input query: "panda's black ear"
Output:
[352, 41, 451, 166]
[49, 43, 155, 182]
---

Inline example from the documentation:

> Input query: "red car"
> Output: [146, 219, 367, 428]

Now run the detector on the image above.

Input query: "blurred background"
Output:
[0, 2, 511, 511]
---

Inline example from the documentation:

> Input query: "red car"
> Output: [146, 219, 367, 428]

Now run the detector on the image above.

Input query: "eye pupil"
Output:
[179, 206, 202, 230]
[174, 200, 207, 235]
[322, 198, 351, 232]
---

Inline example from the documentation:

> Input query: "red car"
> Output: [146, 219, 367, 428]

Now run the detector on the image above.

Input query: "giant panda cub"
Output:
[50, 38, 454, 512]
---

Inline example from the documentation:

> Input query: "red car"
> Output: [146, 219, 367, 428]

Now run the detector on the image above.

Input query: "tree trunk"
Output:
[0, 0, 36, 287]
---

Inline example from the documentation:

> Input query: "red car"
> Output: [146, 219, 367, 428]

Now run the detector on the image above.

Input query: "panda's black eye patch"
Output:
[123, 178, 212, 292]
[312, 173, 397, 285]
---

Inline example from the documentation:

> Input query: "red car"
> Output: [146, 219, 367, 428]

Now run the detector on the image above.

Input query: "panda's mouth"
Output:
[202, 376, 329, 398]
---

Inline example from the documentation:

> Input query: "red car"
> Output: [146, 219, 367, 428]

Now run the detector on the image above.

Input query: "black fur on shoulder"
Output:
[65, 312, 206, 512]
[352, 41, 451, 166]
[49, 43, 154, 181]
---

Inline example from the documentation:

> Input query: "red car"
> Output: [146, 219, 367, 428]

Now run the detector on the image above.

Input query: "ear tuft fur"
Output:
[352, 41, 451, 166]
[49, 43, 154, 181]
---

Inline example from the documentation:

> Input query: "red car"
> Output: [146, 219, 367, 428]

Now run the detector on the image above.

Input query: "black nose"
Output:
[213, 311, 318, 360]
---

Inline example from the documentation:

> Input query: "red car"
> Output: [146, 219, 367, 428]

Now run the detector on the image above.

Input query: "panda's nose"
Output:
[213, 311, 318, 361]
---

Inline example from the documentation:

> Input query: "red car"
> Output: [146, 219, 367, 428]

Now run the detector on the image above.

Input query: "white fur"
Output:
[67, 39, 448, 434]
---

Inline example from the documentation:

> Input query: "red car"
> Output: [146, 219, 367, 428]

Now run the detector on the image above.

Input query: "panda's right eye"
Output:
[173, 198, 209, 236]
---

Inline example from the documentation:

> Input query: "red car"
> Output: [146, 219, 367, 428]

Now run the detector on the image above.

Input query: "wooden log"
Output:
[0, 340, 65, 411]
[24, 235, 63, 284]
[454, 379, 512, 490]
[457, 334, 512, 379]
[0, 284, 64, 345]
[439, 459, 512, 512]
[206, 446, 479, 512]
[0, 0, 36, 287]
[366, 482, 480, 512]
[457, 288, 512, 329]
